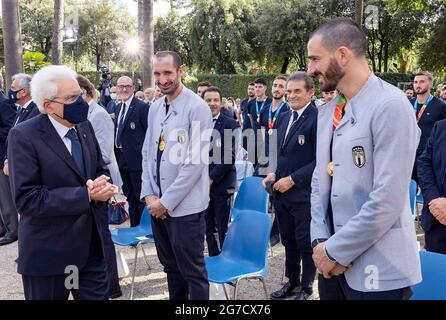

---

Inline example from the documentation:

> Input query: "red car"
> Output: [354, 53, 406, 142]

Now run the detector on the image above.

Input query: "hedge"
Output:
[78, 71, 413, 98]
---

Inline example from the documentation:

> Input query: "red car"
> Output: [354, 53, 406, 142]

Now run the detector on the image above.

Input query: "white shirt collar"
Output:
[21, 99, 33, 109]
[291, 100, 312, 117]
[213, 113, 220, 121]
[123, 95, 134, 107]
[48, 115, 73, 140]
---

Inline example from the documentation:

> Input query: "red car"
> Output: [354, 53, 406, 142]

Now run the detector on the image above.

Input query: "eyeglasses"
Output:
[117, 85, 134, 90]
[47, 93, 82, 105]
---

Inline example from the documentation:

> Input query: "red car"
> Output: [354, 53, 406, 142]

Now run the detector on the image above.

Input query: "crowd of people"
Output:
[1, 17, 446, 301]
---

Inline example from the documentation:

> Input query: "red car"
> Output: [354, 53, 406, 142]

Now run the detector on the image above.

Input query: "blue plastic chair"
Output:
[231, 176, 269, 221]
[205, 210, 272, 300]
[411, 251, 446, 300]
[111, 207, 154, 299]
[409, 179, 417, 219]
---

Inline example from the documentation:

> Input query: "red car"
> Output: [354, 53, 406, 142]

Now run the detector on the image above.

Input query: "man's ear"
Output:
[43, 100, 54, 114]
[178, 65, 186, 77]
[336, 46, 353, 67]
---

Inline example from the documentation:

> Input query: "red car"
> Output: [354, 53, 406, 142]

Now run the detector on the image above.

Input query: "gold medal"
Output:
[326, 162, 334, 177]
[268, 128, 273, 135]
[159, 140, 165, 151]
[257, 116, 260, 123]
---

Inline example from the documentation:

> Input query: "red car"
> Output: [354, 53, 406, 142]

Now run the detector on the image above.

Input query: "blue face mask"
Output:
[8, 88, 23, 104]
[53, 96, 89, 124]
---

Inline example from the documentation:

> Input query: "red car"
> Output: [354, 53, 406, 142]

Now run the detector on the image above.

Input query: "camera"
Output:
[101, 65, 110, 79]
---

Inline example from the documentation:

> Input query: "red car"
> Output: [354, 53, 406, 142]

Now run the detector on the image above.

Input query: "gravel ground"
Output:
[0, 205, 425, 300]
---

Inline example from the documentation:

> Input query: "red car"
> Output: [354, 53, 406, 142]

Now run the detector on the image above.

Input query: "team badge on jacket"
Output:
[130, 122, 136, 130]
[352, 146, 366, 168]
[298, 135, 305, 145]
[177, 129, 186, 144]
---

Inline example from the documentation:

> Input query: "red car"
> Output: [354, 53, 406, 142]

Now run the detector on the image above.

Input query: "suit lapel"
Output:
[120, 98, 136, 135]
[282, 105, 313, 150]
[277, 111, 291, 149]
[40, 115, 85, 180]
[76, 123, 92, 180]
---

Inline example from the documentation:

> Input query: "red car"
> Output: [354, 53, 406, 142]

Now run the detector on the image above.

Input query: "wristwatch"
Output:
[311, 238, 327, 249]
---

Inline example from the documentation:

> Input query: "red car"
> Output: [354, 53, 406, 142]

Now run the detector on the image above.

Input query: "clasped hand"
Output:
[145, 195, 167, 220]
[86, 175, 118, 202]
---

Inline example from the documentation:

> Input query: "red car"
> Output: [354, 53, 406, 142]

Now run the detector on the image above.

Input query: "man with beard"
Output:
[308, 18, 421, 300]
[141, 51, 212, 300]
[410, 72, 446, 183]
[405, 88, 414, 100]
[247, 78, 272, 168]
[241, 82, 255, 131]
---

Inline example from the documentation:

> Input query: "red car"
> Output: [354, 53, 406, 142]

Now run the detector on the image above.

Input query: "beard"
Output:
[316, 58, 345, 92]
[415, 87, 428, 95]
[157, 78, 180, 95]
[273, 92, 284, 100]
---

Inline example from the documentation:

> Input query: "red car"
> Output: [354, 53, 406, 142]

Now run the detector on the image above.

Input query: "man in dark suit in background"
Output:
[8, 65, 119, 300]
[203, 86, 239, 256]
[0, 74, 18, 246]
[410, 71, 446, 183]
[114, 76, 149, 226]
[418, 119, 446, 254]
[263, 71, 318, 300]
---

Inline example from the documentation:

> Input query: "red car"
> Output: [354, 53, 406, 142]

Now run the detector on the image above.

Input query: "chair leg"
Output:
[140, 244, 151, 270]
[222, 284, 229, 300]
[260, 278, 268, 299]
[130, 245, 139, 300]
[233, 280, 239, 300]
[282, 265, 286, 284]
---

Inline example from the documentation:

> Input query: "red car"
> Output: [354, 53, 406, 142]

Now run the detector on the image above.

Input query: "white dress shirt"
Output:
[48, 115, 74, 155]
[284, 101, 311, 140]
[115, 95, 134, 148]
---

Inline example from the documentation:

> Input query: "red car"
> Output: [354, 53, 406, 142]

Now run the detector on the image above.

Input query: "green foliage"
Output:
[23, 52, 50, 73]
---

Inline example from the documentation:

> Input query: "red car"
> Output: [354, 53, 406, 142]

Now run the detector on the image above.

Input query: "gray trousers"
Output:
[0, 170, 18, 237]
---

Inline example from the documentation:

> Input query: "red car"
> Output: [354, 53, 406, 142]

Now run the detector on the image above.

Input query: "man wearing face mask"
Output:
[105, 86, 118, 119]
[1, 73, 40, 246]
[0, 74, 17, 246]
[8, 65, 119, 300]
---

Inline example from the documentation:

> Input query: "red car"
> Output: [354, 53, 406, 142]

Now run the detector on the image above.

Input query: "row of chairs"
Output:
[112, 177, 446, 300]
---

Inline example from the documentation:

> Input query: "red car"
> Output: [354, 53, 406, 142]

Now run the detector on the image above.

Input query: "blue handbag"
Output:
[107, 198, 129, 225]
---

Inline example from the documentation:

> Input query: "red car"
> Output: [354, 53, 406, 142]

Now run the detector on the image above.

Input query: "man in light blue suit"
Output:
[141, 51, 212, 300]
[307, 18, 421, 300]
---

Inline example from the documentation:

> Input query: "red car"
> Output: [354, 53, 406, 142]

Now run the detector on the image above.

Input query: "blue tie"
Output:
[116, 103, 126, 148]
[66, 129, 86, 180]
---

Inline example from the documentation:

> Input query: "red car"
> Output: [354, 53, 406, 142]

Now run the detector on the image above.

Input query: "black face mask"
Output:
[8, 88, 23, 104]
[53, 96, 89, 124]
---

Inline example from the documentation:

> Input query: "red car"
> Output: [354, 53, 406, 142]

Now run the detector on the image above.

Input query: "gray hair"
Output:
[287, 71, 315, 91]
[12, 73, 32, 92]
[30, 65, 78, 114]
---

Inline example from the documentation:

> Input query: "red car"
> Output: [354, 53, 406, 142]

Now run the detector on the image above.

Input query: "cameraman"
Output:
[98, 68, 113, 107]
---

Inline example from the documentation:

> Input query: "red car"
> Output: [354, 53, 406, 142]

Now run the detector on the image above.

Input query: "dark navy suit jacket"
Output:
[411, 96, 446, 157]
[114, 97, 149, 171]
[418, 119, 446, 232]
[209, 114, 239, 196]
[275, 103, 318, 205]
[8, 115, 110, 276]
[0, 92, 17, 169]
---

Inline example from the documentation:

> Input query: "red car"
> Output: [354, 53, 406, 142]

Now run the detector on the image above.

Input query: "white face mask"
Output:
[110, 93, 117, 100]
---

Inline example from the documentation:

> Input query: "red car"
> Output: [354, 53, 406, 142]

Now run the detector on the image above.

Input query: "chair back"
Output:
[233, 176, 268, 219]
[409, 179, 417, 219]
[220, 210, 272, 272]
[411, 251, 446, 300]
[138, 207, 153, 236]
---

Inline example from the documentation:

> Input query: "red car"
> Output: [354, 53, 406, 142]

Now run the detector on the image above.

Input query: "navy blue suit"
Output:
[417, 119, 446, 254]
[411, 96, 446, 182]
[114, 97, 149, 226]
[15, 101, 40, 125]
[0, 93, 17, 169]
[241, 98, 252, 131]
[8, 115, 110, 300]
[273, 103, 318, 292]
[206, 114, 239, 256]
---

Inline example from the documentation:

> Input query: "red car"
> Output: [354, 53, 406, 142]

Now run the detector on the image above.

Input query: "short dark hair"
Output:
[197, 81, 212, 88]
[310, 18, 367, 58]
[287, 71, 314, 91]
[202, 86, 222, 100]
[77, 75, 96, 98]
[254, 78, 267, 86]
[154, 51, 183, 68]
[248, 82, 255, 87]
[274, 75, 287, 82]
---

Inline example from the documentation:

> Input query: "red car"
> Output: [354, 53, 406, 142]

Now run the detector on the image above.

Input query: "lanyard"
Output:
[256, 99, 267, 116]
[268, 101, 285, 129]
[414, 95, 433, 122]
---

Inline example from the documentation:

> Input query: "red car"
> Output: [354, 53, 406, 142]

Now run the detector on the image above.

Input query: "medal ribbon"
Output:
[256, 99, 267, 119]
[414, 95, 433, 123]
[268, 101, 285, 130]
[333, 94, 346, 131]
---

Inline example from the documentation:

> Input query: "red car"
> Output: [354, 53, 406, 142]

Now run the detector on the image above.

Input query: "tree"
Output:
[140, 0, 154, 88]
[355, 0, 364, 26]
[51, 0, 64, 64]
[189, 0, 258, 73]
[20, 0, 53, 56]
[2, 0, 23, 88]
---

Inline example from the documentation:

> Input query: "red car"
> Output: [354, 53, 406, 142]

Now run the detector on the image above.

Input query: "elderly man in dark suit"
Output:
[114, 76, 149, 227]
[8, 65, 119, 300]
[0, 74, 18, 246]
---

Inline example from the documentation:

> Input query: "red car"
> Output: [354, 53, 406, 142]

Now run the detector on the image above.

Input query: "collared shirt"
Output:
[21, 99, 33, 110]
[48, 115, 74, 155]
[284, 101, 311, 139]
[212, 113, 220, 122]
[14, 100, 34, 126]
[115, 95, 134, 148]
